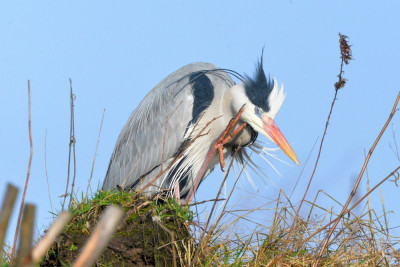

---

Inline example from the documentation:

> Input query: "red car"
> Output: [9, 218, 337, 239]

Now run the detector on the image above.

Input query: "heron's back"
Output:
[103, 62, 234, 196]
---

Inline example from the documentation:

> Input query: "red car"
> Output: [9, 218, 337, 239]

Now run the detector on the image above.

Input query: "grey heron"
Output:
[103, 58, 299, 203]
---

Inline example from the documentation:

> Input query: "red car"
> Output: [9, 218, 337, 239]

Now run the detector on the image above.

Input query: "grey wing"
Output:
[102, 62, 234, 191]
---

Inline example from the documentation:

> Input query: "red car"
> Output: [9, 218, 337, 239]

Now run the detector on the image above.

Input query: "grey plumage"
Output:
[103, 63, 236, 198]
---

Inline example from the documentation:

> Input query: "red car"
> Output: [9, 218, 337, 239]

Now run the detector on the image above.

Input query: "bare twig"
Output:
[285, 33, 353, 254]
[44, 130, 54, 218]
[62, 79, 77, 209]
[0, 184, 19, 248]
[365, 149, 376, 251]
[73, 205, 124, 267]
[11, 80, 33, 263]
[69, 79, 77, 208]
[85, 109, 106, 201]
[15, 204, 35, 267]
[289, 137, 319, 198]
[315, 91, 400, 265]
[32, 211, 72, 262]
[188, 198, 226, 206]
[380, 188, 389, 240]
[389, 124, 400, 161]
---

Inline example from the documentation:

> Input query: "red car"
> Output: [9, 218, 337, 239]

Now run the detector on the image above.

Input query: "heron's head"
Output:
[228, 59, 299, 165]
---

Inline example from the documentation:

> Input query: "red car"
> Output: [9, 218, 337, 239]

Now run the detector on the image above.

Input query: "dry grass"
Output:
[191, 187, 400, 266]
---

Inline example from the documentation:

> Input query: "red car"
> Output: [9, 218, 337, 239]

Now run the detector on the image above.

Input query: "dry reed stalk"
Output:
[31, 211, 73, 262]
[62, 79, 77, 210]
[68, 78, 77, 209]
[289, 137, 319, 199]
[10, 80, 33, 264]
[0, 184, 18, 249]
[14, 204, 35, 267]
[365, 149, 376, 255]
[44, 130, 54, 217]
[85, 109, 106, 201]
[73, 205, 124, 267]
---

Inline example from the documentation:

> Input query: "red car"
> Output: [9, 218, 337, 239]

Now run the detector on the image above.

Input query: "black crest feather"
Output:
[244, 51, 275, 112]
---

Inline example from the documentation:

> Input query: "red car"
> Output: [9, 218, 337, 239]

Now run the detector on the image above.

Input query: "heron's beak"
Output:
[261, 115, 300, 165]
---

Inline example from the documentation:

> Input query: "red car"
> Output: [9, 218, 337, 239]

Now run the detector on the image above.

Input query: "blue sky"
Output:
[1, 1, 400, 244]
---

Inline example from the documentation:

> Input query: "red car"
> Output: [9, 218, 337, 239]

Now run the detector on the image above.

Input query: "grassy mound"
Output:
[33, 189, 399, 266]
[40, 191, 194, 266]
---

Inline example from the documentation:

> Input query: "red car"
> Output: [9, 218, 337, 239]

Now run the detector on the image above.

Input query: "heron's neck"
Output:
[222, 84, 248, 117]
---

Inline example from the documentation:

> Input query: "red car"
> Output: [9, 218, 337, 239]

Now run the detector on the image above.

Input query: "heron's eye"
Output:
[254, 106, 262, 116]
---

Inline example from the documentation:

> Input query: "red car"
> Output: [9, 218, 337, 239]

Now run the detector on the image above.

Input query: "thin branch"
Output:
[62, 79, 76, 209]
[69, 78, 77, 208]
[44, 130, 54, 218]
[11, 80, 33, 263]
[315, 92, 400, 264]
[380, 188, 389, 240]
[365, 149, 376, 250]
[389, 124, 400, 161]
[85, 109, 106, 201]
[188, 198, 226, 206]
[289, 137, 319, 199]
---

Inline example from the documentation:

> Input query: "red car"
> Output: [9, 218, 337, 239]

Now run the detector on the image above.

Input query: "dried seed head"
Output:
[339, 33, 353, 65]
[334, 78, 347, 90]
[335, 33, 353, 91]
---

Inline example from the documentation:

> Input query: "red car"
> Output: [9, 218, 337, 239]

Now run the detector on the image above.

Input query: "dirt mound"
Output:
[40, 191, 194, 266]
